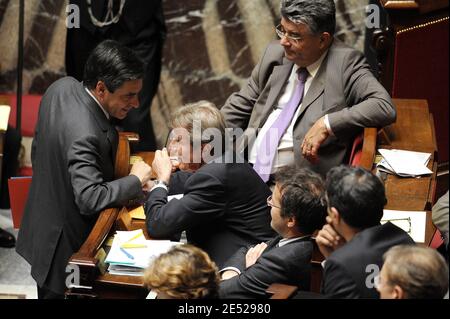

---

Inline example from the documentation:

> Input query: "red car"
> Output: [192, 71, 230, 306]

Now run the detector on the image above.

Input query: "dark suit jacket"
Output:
[321, 222, 415, 299]
[16, 77, 143, 294]
[221, 39, 396, 176]
[219, 235, 313, 299]
[144, 159, 275, 268]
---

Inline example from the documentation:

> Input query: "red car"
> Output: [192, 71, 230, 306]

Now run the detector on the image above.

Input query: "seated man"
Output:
[377, 245, 448, 299]
[221, 0, 395, 181]
[144, 102, 275, 268]
[316, 165, 415, 298]
[219, 166, 326, 298]
[144, 244, 220, 299]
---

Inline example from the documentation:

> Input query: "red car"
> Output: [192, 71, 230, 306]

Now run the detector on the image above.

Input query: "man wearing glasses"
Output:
[219, 166, 326, 299]
[221, 0, 395, 182]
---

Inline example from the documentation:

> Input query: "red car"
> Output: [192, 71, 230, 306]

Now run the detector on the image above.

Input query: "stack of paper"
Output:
[105, 229, 182, 276]
[381, 209, 427, 243]
[377, 149, 432, 177]
[0, 105, 11, 131]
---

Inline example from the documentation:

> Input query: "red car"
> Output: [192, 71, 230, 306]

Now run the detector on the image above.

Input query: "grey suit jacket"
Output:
[219, 235, 313, 299]
[221, 39, 395, 176]
[16, 77, 143, 294]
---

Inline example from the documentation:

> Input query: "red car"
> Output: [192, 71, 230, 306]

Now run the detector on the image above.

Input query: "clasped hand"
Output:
[301, 116, 330, 164]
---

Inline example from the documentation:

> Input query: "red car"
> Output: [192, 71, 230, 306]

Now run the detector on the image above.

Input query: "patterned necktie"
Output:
[253, 67, 309, 182]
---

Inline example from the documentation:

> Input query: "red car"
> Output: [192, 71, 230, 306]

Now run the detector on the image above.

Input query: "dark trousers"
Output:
[37, 286, 65, 299]
[0, 126, 22, 209]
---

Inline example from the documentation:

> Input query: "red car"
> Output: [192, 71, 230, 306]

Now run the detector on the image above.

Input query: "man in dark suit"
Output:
[316, 165, 415, 299]
[16, 40, 153, 299]
[221, 0, 395, 179]
[219, 166, 326, 299]
[66, 0, 166, 152]
[144, 101, 275, 268]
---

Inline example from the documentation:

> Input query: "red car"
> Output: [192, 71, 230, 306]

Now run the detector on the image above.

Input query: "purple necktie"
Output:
[253, 67, 308, 182]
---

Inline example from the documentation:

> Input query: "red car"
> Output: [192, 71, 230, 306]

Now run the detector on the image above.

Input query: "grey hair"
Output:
[280, 0, 336, 35]
[383, 245, 449, 299]
[170, 100, 226, 144]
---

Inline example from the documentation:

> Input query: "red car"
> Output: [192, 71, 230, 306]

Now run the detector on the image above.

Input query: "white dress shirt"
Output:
[85, 87, 110, 120]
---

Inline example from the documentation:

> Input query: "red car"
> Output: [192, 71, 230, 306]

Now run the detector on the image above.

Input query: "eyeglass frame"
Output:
[275, 24, 313, 44]
[267, 195, 282, 209]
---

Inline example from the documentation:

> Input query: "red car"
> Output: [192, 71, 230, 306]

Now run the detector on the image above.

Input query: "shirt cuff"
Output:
[321, 259, 327, 269]
[324, 115, 334, 136]
[219, 266, 241, 275]
[150, 183, 169, 193]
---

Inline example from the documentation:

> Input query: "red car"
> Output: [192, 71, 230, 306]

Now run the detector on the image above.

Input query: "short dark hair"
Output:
[275, 166, 326, 234]
[83, 40, 145, 93]
[280, 0, 336, 36]
[326, 165, 386, 229]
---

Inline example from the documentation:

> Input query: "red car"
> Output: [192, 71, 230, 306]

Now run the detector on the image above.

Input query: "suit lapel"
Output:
[293, 62, 326, 126]
[256, 60, 294, 128]
[78, 83, 118, 163]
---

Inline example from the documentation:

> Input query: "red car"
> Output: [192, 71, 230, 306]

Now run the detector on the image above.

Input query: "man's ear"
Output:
[94, 81, 107, 99]
[329, 207, 340, 223]
[319, 32, 332, 49]
[287, 216, 296, 229]
[392, 285, 405, 299]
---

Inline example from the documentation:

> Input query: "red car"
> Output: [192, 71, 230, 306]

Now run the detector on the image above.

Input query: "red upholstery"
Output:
[429, 228, 445, 249]
[348, 133, 364, 166]
[392, 19, 449, 162]
[7, 176, 32, 229]
[1, 94, 41, 137]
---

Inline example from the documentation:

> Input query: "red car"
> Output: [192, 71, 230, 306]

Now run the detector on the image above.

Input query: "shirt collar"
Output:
[293, 49, 329, 79]
[278, 234, 311, 247]
[84, 87, 110, 120]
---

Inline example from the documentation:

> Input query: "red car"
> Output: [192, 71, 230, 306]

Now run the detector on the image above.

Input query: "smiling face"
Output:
[94, 79, 143, 119]
[278, 17, 331, 68]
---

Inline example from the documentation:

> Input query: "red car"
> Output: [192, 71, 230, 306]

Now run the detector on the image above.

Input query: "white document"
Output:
[0, 105, 11, 131]
[381, 209, 427, 243]
[105, 230, 182, 273]
[377, 149, 432, 177]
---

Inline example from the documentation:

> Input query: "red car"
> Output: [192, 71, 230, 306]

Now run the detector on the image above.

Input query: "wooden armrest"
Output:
[266, 283, 298, 299]
[359, 127, 378, 170]
[68, 207, 120, 287]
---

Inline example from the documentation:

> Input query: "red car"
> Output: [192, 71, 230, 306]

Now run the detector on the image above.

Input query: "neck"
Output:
[340, 225, 360, 242]
[283, 230, 306, 240]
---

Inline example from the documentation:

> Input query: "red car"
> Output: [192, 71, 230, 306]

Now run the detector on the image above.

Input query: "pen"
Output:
[120, 247, 134, 260]
[126, 232, 143, 243]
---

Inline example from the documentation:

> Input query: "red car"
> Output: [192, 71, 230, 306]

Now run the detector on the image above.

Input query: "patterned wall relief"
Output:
[0, 0, 369, 147]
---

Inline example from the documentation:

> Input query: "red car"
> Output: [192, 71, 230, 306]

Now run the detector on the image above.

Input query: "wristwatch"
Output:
[153, 179, 169, 190]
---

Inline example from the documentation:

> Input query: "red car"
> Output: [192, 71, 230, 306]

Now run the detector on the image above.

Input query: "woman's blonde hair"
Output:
[144, 244, 220, 299]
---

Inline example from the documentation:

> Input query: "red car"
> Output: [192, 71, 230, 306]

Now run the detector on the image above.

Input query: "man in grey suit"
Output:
[221, 0, 395, 179]
[16, 40, 153, 299]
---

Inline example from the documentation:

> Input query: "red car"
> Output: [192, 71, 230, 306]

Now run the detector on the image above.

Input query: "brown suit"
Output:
[221, 39, 395, 176]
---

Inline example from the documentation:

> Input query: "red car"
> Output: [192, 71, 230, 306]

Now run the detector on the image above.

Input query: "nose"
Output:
[130, 95, 139, 108]
[279, 35, 290, 47]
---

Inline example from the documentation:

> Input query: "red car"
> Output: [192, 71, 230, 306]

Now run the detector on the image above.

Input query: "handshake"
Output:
[128, 148, 174, 191]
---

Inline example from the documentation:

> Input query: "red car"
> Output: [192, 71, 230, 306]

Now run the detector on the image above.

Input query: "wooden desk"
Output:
[309, 98, 438, 294]
[67, 146, 155, 299]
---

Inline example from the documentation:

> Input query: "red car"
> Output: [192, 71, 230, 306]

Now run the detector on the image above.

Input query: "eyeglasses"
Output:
[267, 195, 281, 209]
[275, 24, 305, 44]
